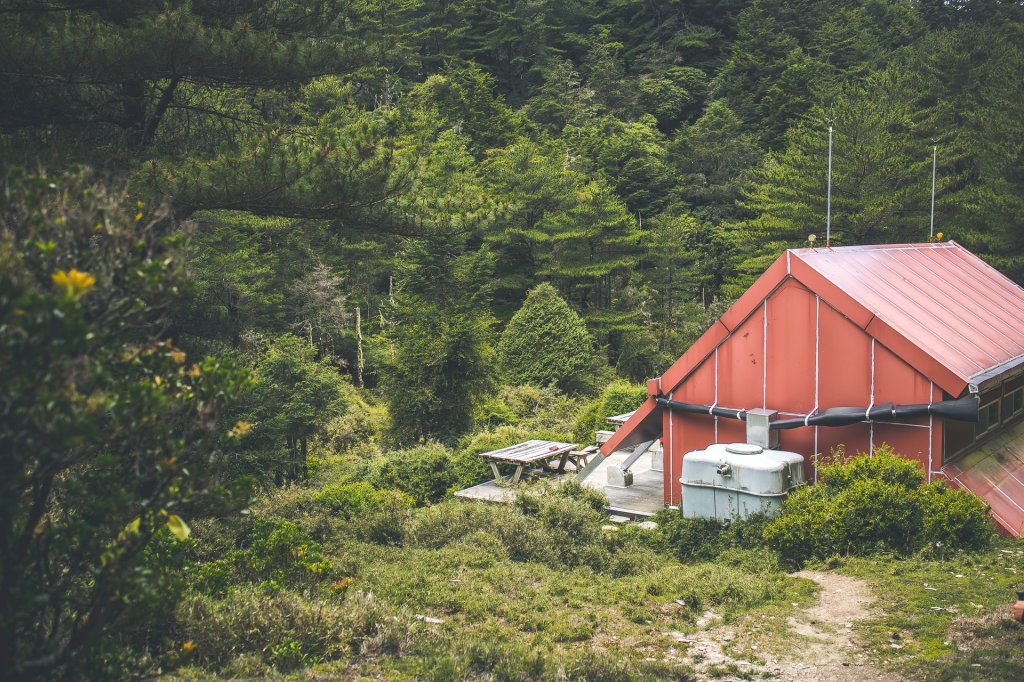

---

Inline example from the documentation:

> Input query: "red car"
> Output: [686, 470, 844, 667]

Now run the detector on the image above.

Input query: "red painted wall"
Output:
[662, 279, 944, 505]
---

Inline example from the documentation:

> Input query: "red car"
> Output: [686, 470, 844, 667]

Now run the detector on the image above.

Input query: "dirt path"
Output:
[678, 570, 901, 681]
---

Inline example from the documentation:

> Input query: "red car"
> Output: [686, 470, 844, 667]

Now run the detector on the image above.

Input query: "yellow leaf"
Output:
[166, 514, 191, 540]
[126, 517, 141, 534]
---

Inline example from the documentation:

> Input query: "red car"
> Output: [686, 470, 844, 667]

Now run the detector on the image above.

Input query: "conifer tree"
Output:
[497, 283, 595, 392]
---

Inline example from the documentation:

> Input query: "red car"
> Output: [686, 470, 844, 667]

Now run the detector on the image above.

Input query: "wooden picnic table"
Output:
[607, 411, 635, 427]
[478, 439, 593, 485]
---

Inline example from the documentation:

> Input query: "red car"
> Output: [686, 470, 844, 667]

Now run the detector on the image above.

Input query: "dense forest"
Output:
[2, 1, 1024, 680]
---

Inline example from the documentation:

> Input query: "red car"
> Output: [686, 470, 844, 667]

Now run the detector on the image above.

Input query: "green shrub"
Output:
[237, 517, 333, 587]
[361, 442, 457, 505]
[310, 481, 414, 544]
[354, 488, 415, 545]
[514, 485, 610, 569]
[572, 380, 648, 444]
[320, 387, 389, 453]
[176, 588, 414, 671]
[497, 283, 596, 393]
[654, 511, 774, 563]
[405, 490, 615, 571]
[764, 448, 995, 565]
[920, 483, 996, 553]
[818, 443, 925, 490]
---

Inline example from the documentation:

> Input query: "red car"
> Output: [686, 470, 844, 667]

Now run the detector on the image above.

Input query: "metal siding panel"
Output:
[669, 412, 717, 506]
[792, 243, 1024, 387]
[766, 280, 817, 414]
[873, 423, 929, 469]
[873, 343, 933, 405]
[790, 254, 875, 328]
[720, 255, 790, 331]
[866, 316, 966, 396]
[777, 426, 816, 481]
[818, 424, 872, 460]
[716, 309, 766, 412]
[818, 302, 872, 406]
[659, 320, 729, 395]
[674, 357, 717, 404]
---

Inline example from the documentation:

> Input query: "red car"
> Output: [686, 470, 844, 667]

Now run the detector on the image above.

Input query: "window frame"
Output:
[977, 399, 1001, 437]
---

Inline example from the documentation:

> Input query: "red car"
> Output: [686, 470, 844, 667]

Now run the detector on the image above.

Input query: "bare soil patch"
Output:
[677, 570, 902, 681]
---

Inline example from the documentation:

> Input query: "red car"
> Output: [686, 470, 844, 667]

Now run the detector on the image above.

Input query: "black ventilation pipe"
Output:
[653, 395, 978, 429]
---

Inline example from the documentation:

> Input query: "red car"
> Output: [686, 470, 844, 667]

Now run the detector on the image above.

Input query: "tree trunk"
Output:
[355, 304, 364, 387]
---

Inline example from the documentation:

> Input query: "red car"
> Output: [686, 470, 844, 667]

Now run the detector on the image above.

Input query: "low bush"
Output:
[360, 442, 457, 505]
[654, 511, 773, 562]
[920, 483, 996, 552]
[764, 448, 995, 565]
[175, 588, 415, 671]
[319, 386, 389, 453]
[515, 486, 610, 569]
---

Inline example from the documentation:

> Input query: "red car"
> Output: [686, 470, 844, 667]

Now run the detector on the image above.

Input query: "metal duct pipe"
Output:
[655, 395, 979, 430]
[654, 397, 747, 421]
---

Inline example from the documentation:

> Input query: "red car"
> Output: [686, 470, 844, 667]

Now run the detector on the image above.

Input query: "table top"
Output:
[478, 439, 578, 464]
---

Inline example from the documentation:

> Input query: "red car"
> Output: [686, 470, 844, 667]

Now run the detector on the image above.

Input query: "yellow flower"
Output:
[52, 268, 96, 298]
[229, 420, 254, 438]
[170, 349, 187, 364]
[182, 641, 196, 654]
[135, 212, 144, 221]
[330, 577, 355, 591]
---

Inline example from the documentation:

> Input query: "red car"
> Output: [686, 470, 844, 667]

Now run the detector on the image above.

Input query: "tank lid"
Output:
[725, 443, 763, 455]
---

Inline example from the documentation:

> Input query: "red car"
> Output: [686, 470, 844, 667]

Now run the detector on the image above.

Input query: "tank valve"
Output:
[716, 463, 732, 477]
[1014, 591, 1024, 623]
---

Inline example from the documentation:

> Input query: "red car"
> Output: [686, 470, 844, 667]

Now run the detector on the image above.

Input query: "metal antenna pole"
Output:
[826, 124, 833, 248]
[929, 143, 937, 240]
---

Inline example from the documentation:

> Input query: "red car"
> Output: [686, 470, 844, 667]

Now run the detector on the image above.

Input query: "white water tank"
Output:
[680, 443, 805, 521]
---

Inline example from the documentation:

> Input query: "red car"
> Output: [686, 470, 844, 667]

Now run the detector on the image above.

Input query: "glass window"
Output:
[978, 400, 1000, 436]
[1013, 388, 1024, 415]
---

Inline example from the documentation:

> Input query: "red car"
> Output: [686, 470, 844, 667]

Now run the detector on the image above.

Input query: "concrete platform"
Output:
[454, 445, 665, 518]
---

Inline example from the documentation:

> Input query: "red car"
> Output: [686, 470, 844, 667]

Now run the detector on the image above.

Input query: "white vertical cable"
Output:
[763, 300, 768, 410]
[927, 381, 934, 483]
[714, 349, 719, 443]
[869, 338, 875, 454]
[668, 390, 674, 506]
[814, 296, 820, 482]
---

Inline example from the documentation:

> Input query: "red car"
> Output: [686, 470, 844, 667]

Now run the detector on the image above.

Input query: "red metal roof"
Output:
[655, 242, 1024, 399]
[793, 242, 1024, 392]
[942, 418, 1024, 537]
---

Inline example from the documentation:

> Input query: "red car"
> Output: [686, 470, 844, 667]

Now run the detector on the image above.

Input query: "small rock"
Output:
[414, 614, 445, 624]
[636, 520, 659, 530]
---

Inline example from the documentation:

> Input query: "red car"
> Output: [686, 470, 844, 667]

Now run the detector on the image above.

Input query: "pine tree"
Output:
[497, 283, 595, 392]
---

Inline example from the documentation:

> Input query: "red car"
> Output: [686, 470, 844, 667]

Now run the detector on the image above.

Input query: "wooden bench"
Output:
[479, 439, 583, 485]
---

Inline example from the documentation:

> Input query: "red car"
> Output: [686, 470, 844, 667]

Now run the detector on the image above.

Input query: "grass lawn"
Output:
[837, 542, 1024, 681]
